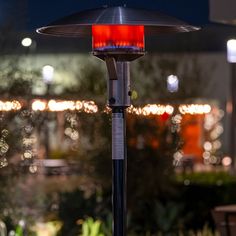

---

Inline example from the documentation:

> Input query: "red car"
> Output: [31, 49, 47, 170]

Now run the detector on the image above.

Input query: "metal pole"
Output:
[44, 83, 51, 159]
[112, 107, 126, 236]
[230, 63, 236, 171]
[106, 61, 130, 236]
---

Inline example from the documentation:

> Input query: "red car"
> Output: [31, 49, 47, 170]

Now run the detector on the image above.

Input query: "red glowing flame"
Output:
[92, 25, 144, 50]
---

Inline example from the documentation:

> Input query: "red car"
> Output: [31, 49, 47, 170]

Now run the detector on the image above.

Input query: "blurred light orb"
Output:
[167, 75, 179, 92]
[219, 109, 225, 118]
[0, 158, 8, 168]
[1, 129, 9, 138]
[215, 125, 224, 135]
[210, 156, 217, 164]
[0, 141, 9, 154]
[172, 114, 182, 124]
[227, 39, 236, 63]
[19, 220, 25, 227]
[21, 37, 32, 47]
[184, 179, 190, 186]
[75, 101, 83, 110]
[213, 140, 222, 150]
[23, 138, 34, 147]
[216, 180, 223, 186]
[64, 127, 72, 136]
[8, 231, 15, 236]
[23, 151, 33, 159]
[42, 65, 54, 83]
[29, 164, 38, 173]
[32, 100, 47, 111]
[203, 141, 212, 151]
[173, 151, 183, 161]
[70, 130, 79, 140]
[203, 151, 210, 159]
[203, 104, 211, 113]
[222, 156, 232, 166]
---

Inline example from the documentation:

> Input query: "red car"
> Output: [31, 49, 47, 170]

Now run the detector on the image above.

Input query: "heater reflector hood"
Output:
[37, 6, 199, 37]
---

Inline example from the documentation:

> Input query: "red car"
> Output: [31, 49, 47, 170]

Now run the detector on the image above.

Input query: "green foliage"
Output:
[59, 189, 98, 236]
[147, 225, 219, 236]
[0, 58, 40, 97]
[154, 201, 184, 233]
[79, 215, 112, 236]
[175, 172, 236, 185]
[79, 218, 104, 236]
[31, 221, 62, 236]
[15, 225, 23, 236]
[63, 58, 106, 103]
[100, 214, 112, 236]
[78, 217, 219, 236]
[131, 54, 212, 104]
[179, 225, 219, 236]
[185, 225, 220, 236]
[0, 53, 216, 235]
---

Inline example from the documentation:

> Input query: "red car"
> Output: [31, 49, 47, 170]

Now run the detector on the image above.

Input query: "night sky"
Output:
[0, 0, 209, 31]
[29, 0, 209, 28]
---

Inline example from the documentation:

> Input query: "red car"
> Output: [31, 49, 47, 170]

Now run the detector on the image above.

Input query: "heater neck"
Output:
[106, 60, 131, 107]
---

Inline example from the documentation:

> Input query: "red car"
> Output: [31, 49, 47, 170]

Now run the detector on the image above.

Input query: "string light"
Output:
[202, 108, 224, 165]
[127, 104, 174, 116]
[48, 100, 76, 111]
[31, 100, 98, 113]
[0, 100, 213, 116]
[32, 101, 174, 115]
[179, 104, 211, 115]
[0, 100, 22, 111]
[31, 100, 46, 111]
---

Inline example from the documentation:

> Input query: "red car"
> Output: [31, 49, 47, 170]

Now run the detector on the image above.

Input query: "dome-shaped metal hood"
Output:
[37, 6, 200, 37]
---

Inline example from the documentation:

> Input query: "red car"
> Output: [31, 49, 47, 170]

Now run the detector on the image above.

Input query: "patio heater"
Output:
[37, 6, 199, 236]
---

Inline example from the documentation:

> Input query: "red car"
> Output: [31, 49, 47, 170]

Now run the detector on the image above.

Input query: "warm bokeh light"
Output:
[179, 104, 211, 115]
[21, 37, 32, 47]
[222, 156, 232, 167]
[0, 99, 214, 119]
[31, 100, 98, 113]
[32, 100, 47, 111]
[29, 164, 38, 173]
[0, 100, 22, 111]
[203, 141, 212, 151]
[127, 104, 174, 116]
[48, 100, 76, 111]
[92, 25, 144, 51]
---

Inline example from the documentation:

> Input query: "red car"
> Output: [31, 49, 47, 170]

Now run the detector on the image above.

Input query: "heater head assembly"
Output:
[37, 6, 199, 60]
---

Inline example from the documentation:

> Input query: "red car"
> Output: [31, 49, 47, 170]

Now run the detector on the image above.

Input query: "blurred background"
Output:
[0, 0, 236, 235]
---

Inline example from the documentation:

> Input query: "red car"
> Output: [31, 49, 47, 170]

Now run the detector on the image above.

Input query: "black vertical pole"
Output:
[44, 83, 51, 159]
[230, 63, 236, 171]
[106, 61, 129, 236]
[102, 58, 133, 236]
[112, 107, 126, 236]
